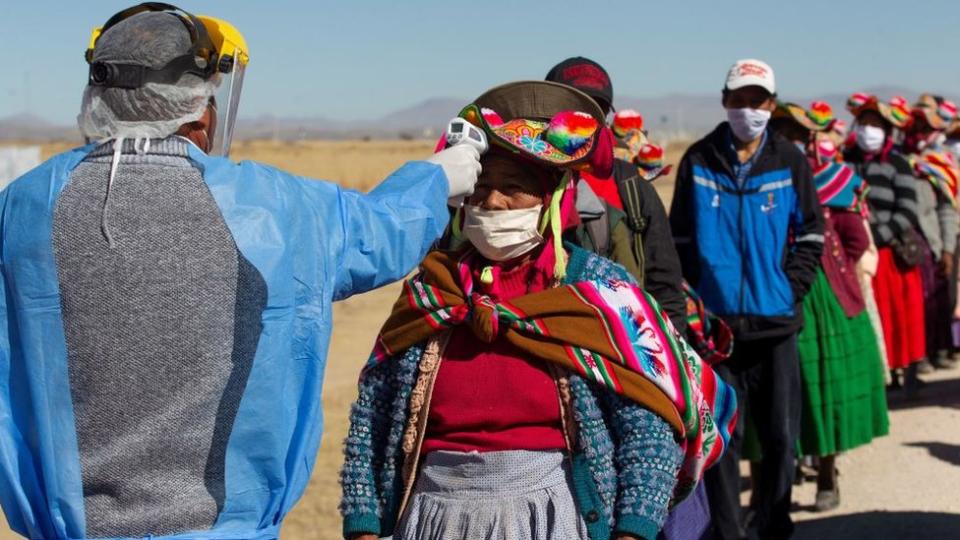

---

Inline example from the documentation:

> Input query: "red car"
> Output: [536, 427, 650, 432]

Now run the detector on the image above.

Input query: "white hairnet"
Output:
[77, 12, 217, 141]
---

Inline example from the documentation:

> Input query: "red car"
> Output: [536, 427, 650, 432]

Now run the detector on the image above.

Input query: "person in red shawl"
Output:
[339, 81, 736, 540]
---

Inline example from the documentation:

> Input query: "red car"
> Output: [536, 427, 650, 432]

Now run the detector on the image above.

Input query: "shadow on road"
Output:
[795, 511, 960, 539]
[903, 441, 960, 467]
[887, 372, 960, 411]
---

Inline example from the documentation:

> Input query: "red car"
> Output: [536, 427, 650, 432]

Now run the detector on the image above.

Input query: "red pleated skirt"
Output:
[872, 247, 926, 369]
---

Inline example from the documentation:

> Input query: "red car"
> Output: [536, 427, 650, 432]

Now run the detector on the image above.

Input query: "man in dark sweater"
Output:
[670, 59, 824, 540]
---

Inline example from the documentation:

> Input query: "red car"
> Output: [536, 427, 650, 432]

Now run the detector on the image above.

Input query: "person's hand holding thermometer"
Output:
[428, 118, 488, 207]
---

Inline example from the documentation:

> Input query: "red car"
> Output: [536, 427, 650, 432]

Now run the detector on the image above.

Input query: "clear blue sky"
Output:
[2, 0, 958, 124]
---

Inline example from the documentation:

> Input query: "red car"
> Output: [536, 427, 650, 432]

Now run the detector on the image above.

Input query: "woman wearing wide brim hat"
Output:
[339, 81, 737, 540]
[807, 100, 891, 380]
[843, 93, 927, 393]
[940, 118, 960, 362]
[767, 101, 890, 511]
[901, 94, 960, 371]
[770, 101, 822, 134]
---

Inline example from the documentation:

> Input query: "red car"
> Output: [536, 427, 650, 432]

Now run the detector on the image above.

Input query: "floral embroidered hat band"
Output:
[457, 81, 615, 179]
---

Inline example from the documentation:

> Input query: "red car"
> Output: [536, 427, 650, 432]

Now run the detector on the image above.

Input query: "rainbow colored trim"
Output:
[807, 101, 835, 129]
[915, 151, 960, 208]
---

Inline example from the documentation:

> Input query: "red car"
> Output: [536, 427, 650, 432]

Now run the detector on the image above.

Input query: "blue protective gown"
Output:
[0, 143, 449, 539]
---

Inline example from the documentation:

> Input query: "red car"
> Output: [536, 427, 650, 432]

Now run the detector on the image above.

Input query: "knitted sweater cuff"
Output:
[615, 514, 661, 540]
[342, 512, 380, 539]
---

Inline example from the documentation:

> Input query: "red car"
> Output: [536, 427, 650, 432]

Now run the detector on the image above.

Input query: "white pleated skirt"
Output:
[390, 449, 588, 540]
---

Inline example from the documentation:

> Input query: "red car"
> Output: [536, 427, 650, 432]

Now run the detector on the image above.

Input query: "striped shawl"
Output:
[367, 248, 737, 499]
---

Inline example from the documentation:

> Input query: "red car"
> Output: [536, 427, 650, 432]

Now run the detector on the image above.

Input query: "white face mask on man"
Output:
[727, 108, 771, 142]
[462, 204, 544, 261]
[855, 125, 887, 153]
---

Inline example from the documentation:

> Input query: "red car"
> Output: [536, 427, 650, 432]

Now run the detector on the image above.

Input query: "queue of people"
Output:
[340, 54, 959, 540]
[0, 3, 957, 540]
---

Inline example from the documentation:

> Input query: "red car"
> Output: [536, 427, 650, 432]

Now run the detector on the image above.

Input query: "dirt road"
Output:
[791, 365, 960, 539]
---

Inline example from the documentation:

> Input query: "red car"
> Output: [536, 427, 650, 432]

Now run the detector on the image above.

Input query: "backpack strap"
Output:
[614, 159, 648, 283]
[615, 159, 648, 233]
[584, 209, 611, 256]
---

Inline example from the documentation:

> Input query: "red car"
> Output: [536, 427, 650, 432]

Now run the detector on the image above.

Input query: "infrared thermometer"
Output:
[446, 118, 488, 154]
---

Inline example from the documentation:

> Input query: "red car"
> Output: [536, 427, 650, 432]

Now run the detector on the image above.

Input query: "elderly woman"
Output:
[339, 82, 736, 540]
[844, 94, 927, 392]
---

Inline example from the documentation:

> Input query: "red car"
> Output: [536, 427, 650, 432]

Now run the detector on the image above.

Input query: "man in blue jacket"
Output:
[0, 5, 480, 540]
[670, 59, 824, 540]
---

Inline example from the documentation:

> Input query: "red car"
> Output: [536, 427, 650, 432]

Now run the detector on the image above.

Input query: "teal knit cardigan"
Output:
[339, 246, 683, 540]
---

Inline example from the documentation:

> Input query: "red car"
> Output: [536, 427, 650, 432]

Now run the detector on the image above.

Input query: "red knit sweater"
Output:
[422, 258, 567, 454]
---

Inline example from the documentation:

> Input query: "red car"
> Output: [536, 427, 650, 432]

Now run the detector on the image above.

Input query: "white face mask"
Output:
[462, 204, 544, 261]
[727, 108, 771, 142]
[855, 125, 886, 153]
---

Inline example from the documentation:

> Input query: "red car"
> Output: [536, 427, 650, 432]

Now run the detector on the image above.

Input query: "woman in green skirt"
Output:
[769, 102, 890, 511]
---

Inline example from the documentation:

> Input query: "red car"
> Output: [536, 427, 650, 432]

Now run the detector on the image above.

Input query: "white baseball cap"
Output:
[725, 59, 776, 95]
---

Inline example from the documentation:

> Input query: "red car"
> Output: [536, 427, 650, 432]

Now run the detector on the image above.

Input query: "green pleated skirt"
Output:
[743, 270, 889, 460]
[796, 270, 889, 456]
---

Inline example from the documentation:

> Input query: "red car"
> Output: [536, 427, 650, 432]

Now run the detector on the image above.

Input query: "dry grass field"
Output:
[4, 140, 957, 539]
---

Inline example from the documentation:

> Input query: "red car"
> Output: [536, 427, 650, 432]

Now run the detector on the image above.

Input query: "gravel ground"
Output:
[790, 365, 960, 540]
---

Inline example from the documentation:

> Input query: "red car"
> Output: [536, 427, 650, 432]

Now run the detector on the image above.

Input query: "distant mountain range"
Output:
[2, 86, 954, 142]
[0, 113, 81, 141]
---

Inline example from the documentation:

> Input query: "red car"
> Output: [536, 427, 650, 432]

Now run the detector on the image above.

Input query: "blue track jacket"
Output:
[670, 124, 824, 340]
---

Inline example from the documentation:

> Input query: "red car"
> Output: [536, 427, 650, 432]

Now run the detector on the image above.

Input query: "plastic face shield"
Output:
[210, 63, 245, 156]
[198, 14, 249, 157]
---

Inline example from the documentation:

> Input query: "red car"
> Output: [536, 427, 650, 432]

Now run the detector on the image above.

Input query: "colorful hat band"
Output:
[938, 100, 958, 122]
[636, 143, 665, 169]
[612, 109, 644, 138]
[846, 92, 871, 112]
[807, 101, 835, 129]
[774, 102, 820, 131]
[460, 104, 599, 166]
[847, 92, 910, 129]
[889, 96, 911, 126]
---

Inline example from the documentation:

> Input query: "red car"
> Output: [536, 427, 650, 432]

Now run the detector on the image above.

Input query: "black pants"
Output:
[922, 251, 954, 357]
[706, 333, 801, 540]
